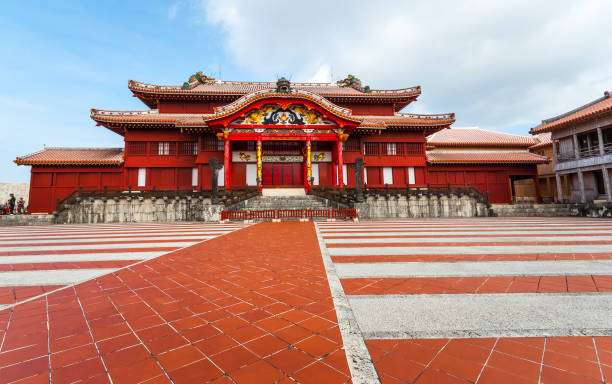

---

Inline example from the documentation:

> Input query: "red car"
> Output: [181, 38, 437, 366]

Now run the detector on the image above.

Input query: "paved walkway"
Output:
[0, 222, 349, 383]
[318, 218, 612, 383]
[0, 223, 246, 310]
[1, 218, 611, 383]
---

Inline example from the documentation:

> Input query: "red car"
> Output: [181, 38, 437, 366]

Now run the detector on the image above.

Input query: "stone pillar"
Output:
[224, 138, 231, 188]
[209, 157, 222, 204]
[440, 195, 450, 217]
[602, 166, 611, 201]
[573, 134, 580, 159]
[305, 139, 312, 191]
[336, 140, 344, 188]
[555, 173, 563, 203]
[256, 139, 263, 191]
[577, 169, 586, 203]
[354, 157, 364, 202]
[533, 176, 543, 203]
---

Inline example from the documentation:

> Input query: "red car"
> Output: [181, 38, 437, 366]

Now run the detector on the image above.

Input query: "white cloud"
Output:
[199, 0, 612, 134]
[168, 2, 184, 20]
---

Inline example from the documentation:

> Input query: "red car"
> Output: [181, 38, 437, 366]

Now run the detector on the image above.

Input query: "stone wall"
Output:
[56, 196, 224, 224]
[491, 204, 572, 217]
[0, 214, 55, 226]
[354, 194, 489, 219]
[0, 183, 29, 205]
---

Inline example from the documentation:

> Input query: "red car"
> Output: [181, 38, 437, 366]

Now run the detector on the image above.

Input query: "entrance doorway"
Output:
[262, 163, 304, 186]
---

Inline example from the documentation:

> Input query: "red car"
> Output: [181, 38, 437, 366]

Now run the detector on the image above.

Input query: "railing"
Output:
[556, 153, 577, 163]
[304, 209, 331, 219]
[221, 208, 357, 221]
[221, 210, 247, 221]
[249, 210, 275, 220]
[332, 209, 357, 219]
[54, 186, 260, 215]
[579, 147, 601, 158]
[277, 209, 303, 219]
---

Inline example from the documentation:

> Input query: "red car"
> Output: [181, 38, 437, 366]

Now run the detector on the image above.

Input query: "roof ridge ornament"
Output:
[182, 72, 215, 89]
[275, 77, 292, 94]
[336, 74, 371, 93]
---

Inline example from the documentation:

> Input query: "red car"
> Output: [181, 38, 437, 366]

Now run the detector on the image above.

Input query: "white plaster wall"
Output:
[0, 183, 29, 204]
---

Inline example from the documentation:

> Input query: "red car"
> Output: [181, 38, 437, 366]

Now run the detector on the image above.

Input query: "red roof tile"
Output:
[426, 151, 549, 164]
[529, 132, 552, 149]
[128, 80, 421, 98]
[530, 92, 612, 134]
[427, 128, 537, 147]
[91, 108, 455, 130]
[15, 147, 124, 166]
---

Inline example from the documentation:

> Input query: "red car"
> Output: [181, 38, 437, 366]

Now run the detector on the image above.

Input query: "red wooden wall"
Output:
[28, 166, 123, 213]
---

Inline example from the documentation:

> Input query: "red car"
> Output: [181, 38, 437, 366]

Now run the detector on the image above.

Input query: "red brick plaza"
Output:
[1, 218, 612, 383]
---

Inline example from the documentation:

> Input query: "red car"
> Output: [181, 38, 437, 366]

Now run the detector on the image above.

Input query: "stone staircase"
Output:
[490, 204, 573, 217]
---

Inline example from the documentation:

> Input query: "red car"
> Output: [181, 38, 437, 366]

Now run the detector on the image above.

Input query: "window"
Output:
[151, 142, 175, 155]
[233, 141, 256, 151]
[383, 167, 393, 185]
[343, 138, 360, 152]
[385, 143, 397, 155]
[159, 142, 170, 155]
[364, 142, 379, 156]
[179, 142, 198, 155]
[191, 167, 198, 186]
[137, 168, 146, 187]
[202, 137, 223, 151]
[364, 167, 368, 184]
[342, 164, 348, 185]
[218, 166, 224, 186]
[127, 142, 146, 156]
[246, 164, 257, 186]
[405, 143, 422, 155]
[408, 167, 415, 185]
[312, 164, 320, 185]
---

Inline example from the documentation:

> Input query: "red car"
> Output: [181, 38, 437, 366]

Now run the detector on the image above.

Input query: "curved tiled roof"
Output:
[91, 109, 209, 126]
[15, 147, 124, 166]
[529, 132, 552, 149]
[91, 108, 455, 131]
[427, 127, 537, 147]
[128, 79, 421, 98]
[530, 92, 612, 134]
[426, 151, 549, 164]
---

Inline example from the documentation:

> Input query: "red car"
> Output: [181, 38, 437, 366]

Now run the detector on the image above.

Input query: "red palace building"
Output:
[16, 74, 548, 213]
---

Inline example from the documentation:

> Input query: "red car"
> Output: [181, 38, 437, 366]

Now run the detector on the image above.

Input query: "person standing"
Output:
[8, 193, 15, 214]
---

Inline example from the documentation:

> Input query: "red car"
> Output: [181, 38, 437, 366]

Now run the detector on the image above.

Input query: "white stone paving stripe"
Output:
[0, 252, 166, 264]
[328, 244, 612, 256]
[3, 236, 214, 245]
[313, 223, 380, 383]
[325, 236, 612, 244]
[335, 260, 612, 278]
[0, 269, 118, 286]
[321, 230, 612, 237]
[0, 242, 198, 252]
[349, 293, 612, 339]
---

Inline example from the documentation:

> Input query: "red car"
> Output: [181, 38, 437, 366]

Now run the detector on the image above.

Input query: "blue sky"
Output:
[2, 1, 611, 182]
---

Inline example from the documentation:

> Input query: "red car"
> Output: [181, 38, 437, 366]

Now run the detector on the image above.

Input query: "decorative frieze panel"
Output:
[231, 104, 336, 126]
[232, 151, 257, 162]
[311, 151, 331, 162]
[262, 155, 304, 162]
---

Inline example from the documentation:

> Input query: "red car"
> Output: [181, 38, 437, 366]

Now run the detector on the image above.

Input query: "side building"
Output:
[530, 91, 612, 203]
